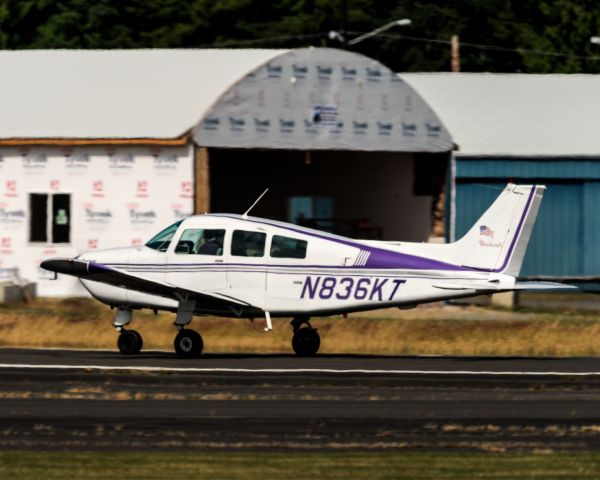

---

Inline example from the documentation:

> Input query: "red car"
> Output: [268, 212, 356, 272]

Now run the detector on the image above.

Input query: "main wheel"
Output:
[174, 329, 204, 358]
[117, 329, 143, 355]
[292, 328, 320, 356]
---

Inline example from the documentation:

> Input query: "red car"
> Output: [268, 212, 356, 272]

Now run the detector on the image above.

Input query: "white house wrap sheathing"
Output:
[0, 145, 194, 296]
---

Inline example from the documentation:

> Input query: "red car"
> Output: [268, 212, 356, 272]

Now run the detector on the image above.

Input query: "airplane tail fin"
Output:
[453, 184, 545, 276]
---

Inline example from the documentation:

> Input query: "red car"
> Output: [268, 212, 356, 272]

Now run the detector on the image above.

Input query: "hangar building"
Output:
[0, 48, 452, 296]
[403, 73, 600, 285]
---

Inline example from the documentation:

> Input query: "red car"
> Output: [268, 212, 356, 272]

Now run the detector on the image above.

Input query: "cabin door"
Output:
[166, 226, 227, 292]
[225, 228, 267, 307]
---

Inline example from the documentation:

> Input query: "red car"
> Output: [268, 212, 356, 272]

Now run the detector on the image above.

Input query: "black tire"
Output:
[174, 329, 204, 358]
[117, 330, 143, 355]
[292, 328, 320, 356]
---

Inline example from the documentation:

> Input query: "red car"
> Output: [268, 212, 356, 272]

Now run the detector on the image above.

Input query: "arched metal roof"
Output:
[0, 48, 452, 152]
[193, 48, 453, 152]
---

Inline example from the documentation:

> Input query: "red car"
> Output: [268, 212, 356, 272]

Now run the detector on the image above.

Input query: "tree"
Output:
[1, 0, 600, 73]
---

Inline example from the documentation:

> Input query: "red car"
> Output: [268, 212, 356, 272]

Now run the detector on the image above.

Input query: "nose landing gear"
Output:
[114, 307, 143, 355]
[117, 329, 143, 355]
[291, 317, 320, 356]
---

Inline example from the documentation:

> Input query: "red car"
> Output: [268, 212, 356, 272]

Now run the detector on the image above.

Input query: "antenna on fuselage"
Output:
[243, 188, 269, 219]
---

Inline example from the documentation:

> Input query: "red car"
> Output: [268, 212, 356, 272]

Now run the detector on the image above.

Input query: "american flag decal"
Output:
[479, 225, 494, 238]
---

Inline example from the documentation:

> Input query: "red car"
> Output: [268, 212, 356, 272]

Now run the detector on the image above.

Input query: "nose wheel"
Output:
[291, 317, 320, 356]
[117, 329, 143, 355]
[174, 329, 204, 358]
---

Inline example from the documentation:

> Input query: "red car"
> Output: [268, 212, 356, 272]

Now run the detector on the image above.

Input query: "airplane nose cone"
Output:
[40, 258, 88, 276]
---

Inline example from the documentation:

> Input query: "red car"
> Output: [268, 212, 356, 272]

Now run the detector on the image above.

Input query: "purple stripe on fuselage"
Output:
[363, 248, 465, 271]
[88, 261, 116, 275]
[206, 214, 469, 272]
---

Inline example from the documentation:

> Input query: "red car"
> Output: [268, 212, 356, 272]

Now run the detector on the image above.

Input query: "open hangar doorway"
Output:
[208, 148, 448, 242]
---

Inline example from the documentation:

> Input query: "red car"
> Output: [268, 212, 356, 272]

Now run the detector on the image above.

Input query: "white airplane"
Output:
[41, 184, 568, 358]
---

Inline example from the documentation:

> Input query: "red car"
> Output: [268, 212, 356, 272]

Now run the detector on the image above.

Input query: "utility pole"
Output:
[451, 35, 460, 72]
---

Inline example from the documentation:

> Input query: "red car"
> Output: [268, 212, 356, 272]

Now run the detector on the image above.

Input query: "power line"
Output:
[196, 33, 328, 48]
[196, 30, 600, 64]
[373, 32, 600, 62]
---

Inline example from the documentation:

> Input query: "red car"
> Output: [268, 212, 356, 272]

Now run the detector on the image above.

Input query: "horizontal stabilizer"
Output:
[513, 281, 578, 292]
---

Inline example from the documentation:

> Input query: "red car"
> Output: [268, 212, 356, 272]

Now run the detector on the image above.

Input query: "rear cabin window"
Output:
[270, 235, 308, 259]
[175, 229, 225, 255]
[231, 230, 266, 257]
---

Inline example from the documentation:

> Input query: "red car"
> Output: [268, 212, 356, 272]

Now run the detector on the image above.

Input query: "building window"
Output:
[231, 230, 266, 257]
[29, 193, 71, 244]
[288, 196, 333, 231]
[270, 235, 307, 259]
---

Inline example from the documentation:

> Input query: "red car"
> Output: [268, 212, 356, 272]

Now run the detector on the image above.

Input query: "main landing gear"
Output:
[291, 317, 320, 356]
[173, 298, 203, 358]
[174, 329, 204, 358]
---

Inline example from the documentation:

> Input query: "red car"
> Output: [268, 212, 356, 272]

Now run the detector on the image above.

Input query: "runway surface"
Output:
[4, 347, 600, 373]
[2, 348, 600, 451]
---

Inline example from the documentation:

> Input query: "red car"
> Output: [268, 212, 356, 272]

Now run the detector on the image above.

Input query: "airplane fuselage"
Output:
[77, 213, 508, 318]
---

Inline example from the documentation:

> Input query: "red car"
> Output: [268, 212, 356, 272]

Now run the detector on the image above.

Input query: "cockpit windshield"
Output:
[145, 220, 182, 252]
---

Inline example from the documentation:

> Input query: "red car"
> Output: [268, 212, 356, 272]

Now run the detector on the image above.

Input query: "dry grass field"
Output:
[1, 294, 600, 355]
[2, 451, 600, 480]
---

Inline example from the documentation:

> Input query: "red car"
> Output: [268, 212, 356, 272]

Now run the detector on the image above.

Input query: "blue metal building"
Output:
[401, 73, 600, 284]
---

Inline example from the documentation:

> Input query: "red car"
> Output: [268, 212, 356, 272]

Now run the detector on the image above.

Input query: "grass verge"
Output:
[1, 451, 599, 479]
[1, 296, 600, 355]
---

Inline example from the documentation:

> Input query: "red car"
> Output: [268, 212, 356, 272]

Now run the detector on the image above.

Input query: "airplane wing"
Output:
[40, 258, 251, 310]
[432, 280, 576, 292]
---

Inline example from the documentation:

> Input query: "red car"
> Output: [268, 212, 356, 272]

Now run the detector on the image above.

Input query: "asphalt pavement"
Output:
[1, 348, 600, 451]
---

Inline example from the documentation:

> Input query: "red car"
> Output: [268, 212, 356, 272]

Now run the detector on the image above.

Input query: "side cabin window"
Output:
[231, 230, 266, 257]
[145, 221, 182, 252]
[270, 235, 307, 259]
[175, 229, 225, 255]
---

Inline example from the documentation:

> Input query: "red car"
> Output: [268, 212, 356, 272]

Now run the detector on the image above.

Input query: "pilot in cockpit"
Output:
[195, 230, 223, 255]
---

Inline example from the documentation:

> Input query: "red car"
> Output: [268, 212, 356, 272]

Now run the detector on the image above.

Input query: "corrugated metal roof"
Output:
[0, 49, 287, 139]
[400, 73, 600, 156]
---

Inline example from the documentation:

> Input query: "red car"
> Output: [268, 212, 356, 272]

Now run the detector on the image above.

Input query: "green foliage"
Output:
[517, 0, 600, 72]
[1, 0, 600, 72]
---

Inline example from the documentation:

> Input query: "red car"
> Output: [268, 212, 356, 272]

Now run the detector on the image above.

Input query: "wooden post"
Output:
[451, 35, 460, 72]
[431, 188, 445, 239]
[194, 147, 210, 214]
